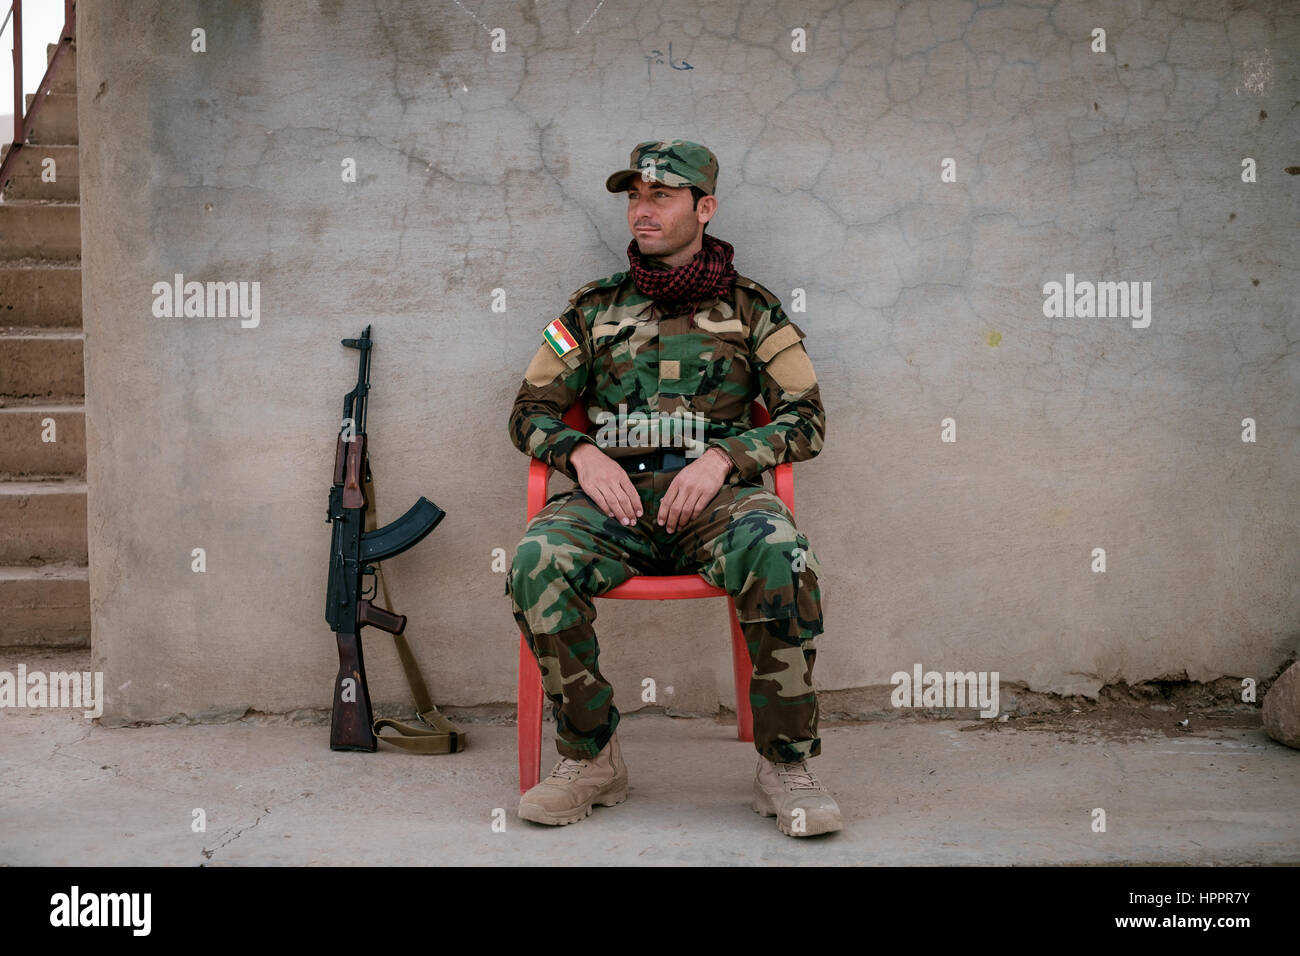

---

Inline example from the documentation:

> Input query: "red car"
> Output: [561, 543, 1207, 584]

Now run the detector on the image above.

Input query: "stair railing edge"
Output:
[0, 0, 77, 198]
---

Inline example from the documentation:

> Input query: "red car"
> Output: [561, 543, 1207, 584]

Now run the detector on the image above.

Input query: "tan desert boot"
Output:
[753, 757, 842, 836]
[518, 731, 628, 826]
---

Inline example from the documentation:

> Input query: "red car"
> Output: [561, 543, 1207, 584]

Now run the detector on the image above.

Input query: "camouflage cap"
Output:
[605, 139, 720, 195]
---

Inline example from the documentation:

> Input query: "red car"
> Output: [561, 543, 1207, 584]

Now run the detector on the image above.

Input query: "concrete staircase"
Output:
[0, 40, 88, 648]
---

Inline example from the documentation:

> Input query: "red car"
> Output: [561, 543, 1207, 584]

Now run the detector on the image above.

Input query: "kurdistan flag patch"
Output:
[543, 317, 579, 358]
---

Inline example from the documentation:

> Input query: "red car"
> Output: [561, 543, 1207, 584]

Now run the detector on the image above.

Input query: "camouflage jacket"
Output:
[507, 270, 825, 485]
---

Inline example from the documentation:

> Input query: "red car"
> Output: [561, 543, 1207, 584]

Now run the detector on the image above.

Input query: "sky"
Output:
[0, 0, 68, 143]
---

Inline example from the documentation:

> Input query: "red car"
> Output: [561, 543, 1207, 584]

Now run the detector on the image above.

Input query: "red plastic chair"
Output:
[516, 400, 795, 792]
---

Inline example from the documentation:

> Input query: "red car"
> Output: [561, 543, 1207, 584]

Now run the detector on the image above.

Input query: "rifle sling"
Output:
[363, 467, 467, 754]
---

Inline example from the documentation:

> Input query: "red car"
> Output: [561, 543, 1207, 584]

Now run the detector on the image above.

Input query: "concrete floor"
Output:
[2, 698, 1297, 865]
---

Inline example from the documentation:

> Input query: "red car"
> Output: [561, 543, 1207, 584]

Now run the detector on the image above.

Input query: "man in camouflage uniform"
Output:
[506, 140, 841, 836]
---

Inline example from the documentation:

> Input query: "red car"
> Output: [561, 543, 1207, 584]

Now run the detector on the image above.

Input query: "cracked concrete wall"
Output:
[77, 0, 1299, 723]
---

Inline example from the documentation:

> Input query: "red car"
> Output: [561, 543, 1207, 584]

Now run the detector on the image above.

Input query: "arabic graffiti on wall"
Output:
[645, 42, 693, 80]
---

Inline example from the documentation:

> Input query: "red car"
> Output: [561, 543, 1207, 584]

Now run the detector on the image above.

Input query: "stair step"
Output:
[0, 328, 84, 399]
[0, 404, 85, 477]
[22, 92, 78, 145]
[3, 175, 79, 201]
[49, 64, 77, 96]
[0, 265, 81, 326]
[0, 202, 81, 261]
[0, 144, 78, 178]
[0, 144, 79, 201]
[0, 563, 89, 648]
[45, 42, 76, 91]
[0, 479, 87, 564]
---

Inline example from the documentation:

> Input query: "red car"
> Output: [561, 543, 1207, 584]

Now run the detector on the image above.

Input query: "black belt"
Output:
[616, 449, 690, 473]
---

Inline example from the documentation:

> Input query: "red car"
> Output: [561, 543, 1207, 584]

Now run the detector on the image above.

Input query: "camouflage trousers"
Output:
[506, 466, 824, 764]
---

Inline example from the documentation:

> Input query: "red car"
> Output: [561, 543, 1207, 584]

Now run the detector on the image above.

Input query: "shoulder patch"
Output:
[543, 316, 581, 358]
[755, 322, 805, 363]
[766, 339, 817, 394]
[525, 342, 568, 386]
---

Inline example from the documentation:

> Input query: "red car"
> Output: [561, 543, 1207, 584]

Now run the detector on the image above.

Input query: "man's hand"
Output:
[571, 442, 643, 526]
[657, 447, 733, 533]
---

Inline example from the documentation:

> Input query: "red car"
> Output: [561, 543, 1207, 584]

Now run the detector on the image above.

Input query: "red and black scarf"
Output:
[626, 233, 738, 324]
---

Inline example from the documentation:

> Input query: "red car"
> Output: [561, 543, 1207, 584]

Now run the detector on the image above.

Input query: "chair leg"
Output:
[517, 634, 543, 794]
[727, 597, 754, 743]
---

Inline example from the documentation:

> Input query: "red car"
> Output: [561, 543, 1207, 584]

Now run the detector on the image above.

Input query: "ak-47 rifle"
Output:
[325, 326, 447, 751]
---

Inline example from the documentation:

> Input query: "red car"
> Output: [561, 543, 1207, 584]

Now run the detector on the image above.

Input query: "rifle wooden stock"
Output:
[330, 630, 377, 752]
[341, 435, 367, 509]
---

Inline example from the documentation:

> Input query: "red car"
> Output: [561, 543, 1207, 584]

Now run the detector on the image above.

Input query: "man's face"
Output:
[626, 177, 715, 267]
